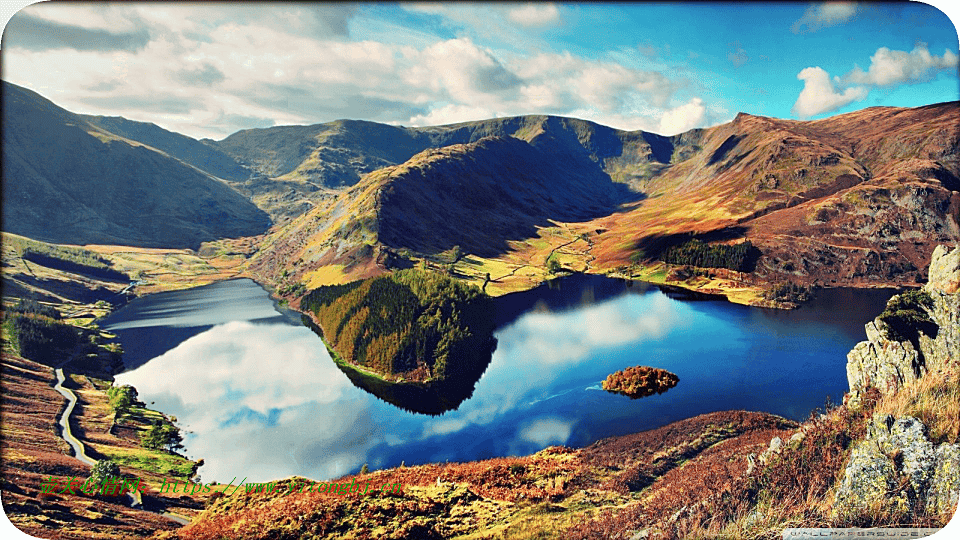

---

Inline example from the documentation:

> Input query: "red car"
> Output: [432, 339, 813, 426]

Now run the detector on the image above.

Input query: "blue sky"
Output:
[1, 2, 957, 139]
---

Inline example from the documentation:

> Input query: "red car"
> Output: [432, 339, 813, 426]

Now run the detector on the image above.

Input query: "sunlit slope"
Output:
[245, 132, 636, 290]
[590, 102, 960, 287]
[1, 82, 271, 249]
[251, 102, 958, 296]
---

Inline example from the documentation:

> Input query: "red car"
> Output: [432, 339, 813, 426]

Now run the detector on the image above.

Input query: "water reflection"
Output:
[109, 277, 897, 484]
[102, 279, 298, 370]
[115, 320, 380, 482]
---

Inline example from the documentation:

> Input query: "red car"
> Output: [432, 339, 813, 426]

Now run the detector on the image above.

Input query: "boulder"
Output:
[925, 244, 960, 294]
[832, 414, 959, 520]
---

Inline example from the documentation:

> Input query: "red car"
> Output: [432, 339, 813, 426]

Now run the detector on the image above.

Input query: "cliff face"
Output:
[836, 244, 959, 521]
[846, 244, 960, 404]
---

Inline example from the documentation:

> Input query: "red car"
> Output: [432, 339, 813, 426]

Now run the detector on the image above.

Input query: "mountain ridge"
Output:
[3, 80, 957, 298]
[1, 82, 271, 249]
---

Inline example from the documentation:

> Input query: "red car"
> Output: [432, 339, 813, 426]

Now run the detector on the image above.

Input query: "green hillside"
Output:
[300, 269, 495, 383]
[82, 115, 251, 181]
[1, 82, 271, 249]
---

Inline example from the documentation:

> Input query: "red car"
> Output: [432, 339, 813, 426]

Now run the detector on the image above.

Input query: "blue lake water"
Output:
[104, 276, 895, 483]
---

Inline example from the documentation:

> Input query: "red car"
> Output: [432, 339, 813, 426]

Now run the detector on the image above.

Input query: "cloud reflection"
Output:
[113, 288, 687, 483]
[115, 320, 380, 482]
[421, 292, 681, 440]
[518, 417, 573, 447]
[498, 292, 678, 366]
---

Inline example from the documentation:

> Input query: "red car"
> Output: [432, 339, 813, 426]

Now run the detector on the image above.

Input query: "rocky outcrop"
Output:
[926, 244, 960, 294]
[835, 244, 960, 521]
[846, 244, 959, 406]
[832, 414, 960, 519]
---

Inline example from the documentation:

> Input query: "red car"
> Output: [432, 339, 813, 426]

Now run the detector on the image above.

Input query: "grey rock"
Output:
[833, 414, 960, 520]
[925, 244, 960, 294]
[846, 244, 959, 408]
[927, 443, 960, 515]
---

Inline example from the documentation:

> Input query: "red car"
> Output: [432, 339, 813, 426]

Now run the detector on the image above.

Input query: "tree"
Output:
[547, 254, 562, 273]
[107, 385, 137, 417]
[141, 420, 184, 452]
[85, 459, 120, 494]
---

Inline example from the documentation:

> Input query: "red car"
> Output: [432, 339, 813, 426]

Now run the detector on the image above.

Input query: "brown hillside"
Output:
[252, 102, 958, 297]
[592, 102, 960, 288]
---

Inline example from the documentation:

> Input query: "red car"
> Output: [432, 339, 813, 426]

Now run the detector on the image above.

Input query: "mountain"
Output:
[247, 103, 958, 295]
[589, 103, 960, 287]
[205, 115, 685, 221]
[4, 81, 956, 291]
[209, 114, 693, 189]
[80, 114, 251, 181]
[1, 82, 271, 249]
[244, 122, 643, 289]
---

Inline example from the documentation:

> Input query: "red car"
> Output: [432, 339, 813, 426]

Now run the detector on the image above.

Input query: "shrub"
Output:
[141, 420, 184, 452]
[85, 460, 121, 494]
[547, 254, 562, 273]
[764, 282, 812, 303]
[107, 385, 138, 417]
[877, 290, 936, 343]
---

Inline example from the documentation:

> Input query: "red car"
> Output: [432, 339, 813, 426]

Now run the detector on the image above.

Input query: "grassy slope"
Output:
[246, 102, 958, 309]
[1, 82, 271, 249]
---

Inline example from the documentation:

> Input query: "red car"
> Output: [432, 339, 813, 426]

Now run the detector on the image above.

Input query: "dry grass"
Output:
[871, 367, 960, 444]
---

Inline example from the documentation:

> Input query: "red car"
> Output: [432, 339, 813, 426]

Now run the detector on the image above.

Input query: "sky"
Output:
[0, 1, 958, 140]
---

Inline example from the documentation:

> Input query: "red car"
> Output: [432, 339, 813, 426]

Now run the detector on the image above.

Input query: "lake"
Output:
[104, 276, 895, 483]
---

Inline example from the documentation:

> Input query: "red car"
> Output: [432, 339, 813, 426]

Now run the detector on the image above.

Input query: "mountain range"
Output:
[2, 80, 957, 292]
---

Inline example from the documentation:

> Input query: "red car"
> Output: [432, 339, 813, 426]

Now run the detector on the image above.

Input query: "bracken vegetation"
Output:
[300, 269, 495, 381]
[566, 400, 878, 540]
[660, 239, 757, 272]
[602, 365, 679, 399]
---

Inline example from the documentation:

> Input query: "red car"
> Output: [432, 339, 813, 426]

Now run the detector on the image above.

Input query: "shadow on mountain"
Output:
[377, 136, 644, 259]
[634, 227, 760, 273]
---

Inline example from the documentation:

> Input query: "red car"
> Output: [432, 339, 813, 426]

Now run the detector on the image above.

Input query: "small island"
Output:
[602, 365, 679, 399]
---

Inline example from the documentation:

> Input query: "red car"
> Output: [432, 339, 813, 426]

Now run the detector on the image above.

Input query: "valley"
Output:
[2, 79, 958, 539]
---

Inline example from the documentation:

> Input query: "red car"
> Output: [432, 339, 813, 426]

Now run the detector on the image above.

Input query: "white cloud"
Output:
[3, 3, 711, 138]
[517, 417, 572, 447]
[792, 66, 868, 118]
[507, 3, 560, 27]
[791, 44, 958, 119]
[659, 98, 707, 135]
[409, 103, 494, 126]
[842, 44, 959, 87]
[792, 2, 858, 34]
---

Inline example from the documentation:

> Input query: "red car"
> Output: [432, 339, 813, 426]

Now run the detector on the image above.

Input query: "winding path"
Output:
[53, 368, 96, 467]
[52, 368, 190, 526]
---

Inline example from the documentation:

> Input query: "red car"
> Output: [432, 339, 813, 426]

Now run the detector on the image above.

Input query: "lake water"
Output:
[104, 276, 895, 483]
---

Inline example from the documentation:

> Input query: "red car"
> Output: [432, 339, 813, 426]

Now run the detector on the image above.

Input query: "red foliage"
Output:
[602, 365, 679, 398]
